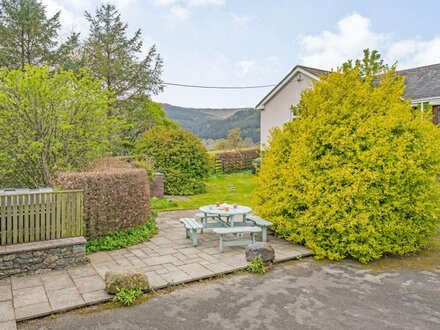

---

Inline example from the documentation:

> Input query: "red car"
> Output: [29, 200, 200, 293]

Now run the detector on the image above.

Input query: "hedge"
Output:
[215, 148, 260, 172]
[57, 168, 151, 240]
[135, 126, 210, 195]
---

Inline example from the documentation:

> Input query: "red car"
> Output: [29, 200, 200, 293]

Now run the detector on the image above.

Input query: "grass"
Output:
[86, 218, 158, 254]
[161, 171, 257, 211]
[151, 197, 178, 210]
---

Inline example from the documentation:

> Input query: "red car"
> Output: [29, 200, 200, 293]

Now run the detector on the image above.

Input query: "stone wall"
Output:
[151, 173, 164, 198]
[0, 237, 87, 279]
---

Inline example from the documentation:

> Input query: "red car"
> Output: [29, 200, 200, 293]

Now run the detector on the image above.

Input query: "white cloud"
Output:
[187, 0, 225, 7]
[154, 0, 179, 6]
[230, 13, 252, 27]
[234, 60, 257, 77]
[386, 37, 440, 69]
[169, 5, 191, 20]
[234, 56, 281, 78]
[299, 13, 384, 69]
[155, 0, 225, 21]
[299, 13, 440, 71]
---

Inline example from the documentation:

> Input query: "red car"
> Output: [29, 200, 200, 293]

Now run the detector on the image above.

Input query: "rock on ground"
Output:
[245, 242, 275, 263]
[105, 271, 149, 294]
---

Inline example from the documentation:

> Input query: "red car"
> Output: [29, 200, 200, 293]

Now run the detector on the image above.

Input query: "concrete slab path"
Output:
[0, 210, 311, 329]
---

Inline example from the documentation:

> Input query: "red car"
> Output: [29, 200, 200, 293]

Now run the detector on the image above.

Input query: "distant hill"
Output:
[161, 103, 260, 143]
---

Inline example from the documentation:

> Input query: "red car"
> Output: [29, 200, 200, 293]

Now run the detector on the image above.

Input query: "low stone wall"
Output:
[0, 237, 87, 279]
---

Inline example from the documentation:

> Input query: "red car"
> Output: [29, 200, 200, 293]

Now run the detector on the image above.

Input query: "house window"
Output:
[433, 106, 440, 125]
[290, 107, 298, 120]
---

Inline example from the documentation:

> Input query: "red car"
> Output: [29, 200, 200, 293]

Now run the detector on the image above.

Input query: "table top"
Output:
[199, 204, 252, 216]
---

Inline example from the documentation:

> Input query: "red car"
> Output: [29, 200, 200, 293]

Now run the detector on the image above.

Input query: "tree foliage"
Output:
[116, 98, 178, 154]
[163, 104, 260, 143]
[215, 127, 255, 150]
[135, 126, 210, 195]
[0, 66, 110, 187]
[256, 51, 440, 263]
[0, 0, 76, 69]
[83, 3, 163, 113]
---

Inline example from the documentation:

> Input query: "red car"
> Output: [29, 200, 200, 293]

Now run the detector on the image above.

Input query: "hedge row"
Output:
[57, 167, 151, 240]
[215, 148, 260, 172]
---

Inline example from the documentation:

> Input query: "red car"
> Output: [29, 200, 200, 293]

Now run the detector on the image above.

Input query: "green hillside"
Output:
[161, 103, 260, 143]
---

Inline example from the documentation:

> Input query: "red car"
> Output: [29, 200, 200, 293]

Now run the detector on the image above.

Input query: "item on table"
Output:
[233, 204, 238, 209]
[215, 201, 220, 207]
[224, 206, 229, 212]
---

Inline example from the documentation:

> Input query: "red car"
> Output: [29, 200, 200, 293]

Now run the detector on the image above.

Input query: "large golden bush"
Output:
[256, 56, 440, 262]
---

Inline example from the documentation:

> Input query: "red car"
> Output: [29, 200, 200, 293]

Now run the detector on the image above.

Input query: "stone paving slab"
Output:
[1, 209, 311, 328]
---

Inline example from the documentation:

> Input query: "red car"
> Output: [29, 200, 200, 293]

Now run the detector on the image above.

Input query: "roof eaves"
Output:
[256, 65, 325, 110]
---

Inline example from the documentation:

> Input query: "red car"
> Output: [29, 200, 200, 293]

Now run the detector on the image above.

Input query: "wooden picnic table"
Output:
[198, 204, 252, 228]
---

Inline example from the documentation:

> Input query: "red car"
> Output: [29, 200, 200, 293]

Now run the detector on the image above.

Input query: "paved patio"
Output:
[0, 210, 311, 329]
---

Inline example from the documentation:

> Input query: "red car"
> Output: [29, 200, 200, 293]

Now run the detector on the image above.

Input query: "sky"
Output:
[43, 0, 440, 108]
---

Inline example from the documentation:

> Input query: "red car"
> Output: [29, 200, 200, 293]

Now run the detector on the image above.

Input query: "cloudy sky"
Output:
[43, 0, 440, 108]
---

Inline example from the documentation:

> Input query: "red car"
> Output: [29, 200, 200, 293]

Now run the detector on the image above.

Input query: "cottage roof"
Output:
[256, 63, 440, 109]
[397, 63, 440, 101]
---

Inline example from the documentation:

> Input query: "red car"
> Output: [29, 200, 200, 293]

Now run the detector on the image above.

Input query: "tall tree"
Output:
[83, 3, 163, 114]
[0, 0, 61, 69]
[0, 66, 111, 187]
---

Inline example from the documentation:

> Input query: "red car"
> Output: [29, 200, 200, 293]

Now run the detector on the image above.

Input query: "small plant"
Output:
[247, 256, 266, 274]
[86, 219, 158, 254]
[113, 288, 143, 306]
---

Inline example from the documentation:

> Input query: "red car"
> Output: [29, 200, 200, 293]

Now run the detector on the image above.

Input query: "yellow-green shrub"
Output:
[256, 54, 440, 263]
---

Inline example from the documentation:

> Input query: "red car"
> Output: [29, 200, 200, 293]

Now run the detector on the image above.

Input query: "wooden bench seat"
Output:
[246, 215, 273, 242]
[213, 226, 262, 252]
[180, 218, 203, 246]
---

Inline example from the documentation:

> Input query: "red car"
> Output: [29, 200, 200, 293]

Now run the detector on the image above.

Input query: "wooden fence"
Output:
[0, 190, 83, 246]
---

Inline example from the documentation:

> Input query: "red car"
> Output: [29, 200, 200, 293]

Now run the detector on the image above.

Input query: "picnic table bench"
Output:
[180, 218, 203, 246]
[213, 226, 261, 252]
[246, 215, 273, 242]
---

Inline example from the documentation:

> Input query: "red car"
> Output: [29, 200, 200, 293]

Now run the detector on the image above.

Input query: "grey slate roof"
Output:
[258, 63, 440, 108]
[300, 63, 440, 100]
[397, 63, 440, 100]
[297, 65, 329, 77]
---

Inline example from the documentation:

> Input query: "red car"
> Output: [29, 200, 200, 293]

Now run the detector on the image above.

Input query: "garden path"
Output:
[0, 209, 311, 329]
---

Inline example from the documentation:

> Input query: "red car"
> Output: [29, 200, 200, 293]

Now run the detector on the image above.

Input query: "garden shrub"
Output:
[135, 126, 210, 195]
[57, 167, 151, 240]
[256, 50, 440, 263]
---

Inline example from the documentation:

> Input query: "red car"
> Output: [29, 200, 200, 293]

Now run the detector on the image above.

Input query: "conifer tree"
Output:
[83, 3, 163, 114]
[0, 0, 62, 69]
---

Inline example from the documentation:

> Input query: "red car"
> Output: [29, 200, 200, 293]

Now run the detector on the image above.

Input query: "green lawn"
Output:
[158, 171, 257, 211]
